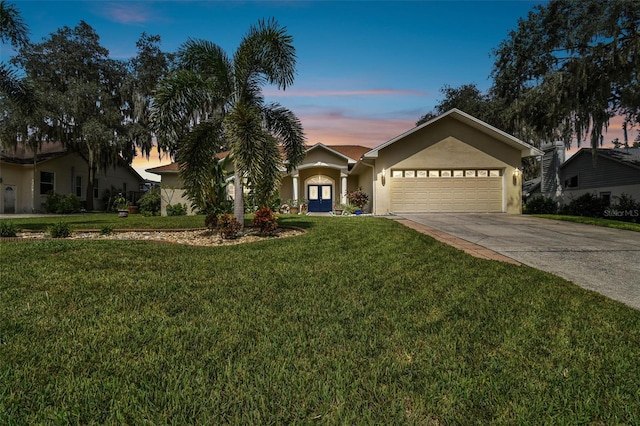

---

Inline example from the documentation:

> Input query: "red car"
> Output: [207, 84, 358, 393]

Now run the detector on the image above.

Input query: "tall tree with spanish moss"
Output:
[150, 18, 306, 225]
[491, 0, 640, 152]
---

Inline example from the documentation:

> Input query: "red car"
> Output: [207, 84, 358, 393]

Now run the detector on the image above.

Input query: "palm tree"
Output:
[151, 19, 305, 225]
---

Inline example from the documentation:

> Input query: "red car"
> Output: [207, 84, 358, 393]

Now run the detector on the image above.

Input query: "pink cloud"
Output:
[299, 109, 414, 147]
[99, 3, 153, 24]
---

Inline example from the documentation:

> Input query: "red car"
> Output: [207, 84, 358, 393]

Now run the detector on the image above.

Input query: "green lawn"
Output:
[1, 215, 639, 424]
[534, 214, 640, 232]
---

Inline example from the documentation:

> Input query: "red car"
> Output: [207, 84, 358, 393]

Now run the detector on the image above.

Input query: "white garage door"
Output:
[390, 169, 503, 213]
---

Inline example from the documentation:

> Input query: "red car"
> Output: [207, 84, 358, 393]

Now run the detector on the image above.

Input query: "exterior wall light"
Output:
[381, 168, 386, 186]
[512, 167, 521, 186]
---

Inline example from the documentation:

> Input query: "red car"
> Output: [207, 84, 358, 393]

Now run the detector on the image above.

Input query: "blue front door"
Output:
[308, 185, 332, 212]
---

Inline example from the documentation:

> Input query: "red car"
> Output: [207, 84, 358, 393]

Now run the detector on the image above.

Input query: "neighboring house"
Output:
[148, 109, 542, 215]
[560, 148, 640, 205]
[0, 142, 145, 213]
[523, 141, 565, 201]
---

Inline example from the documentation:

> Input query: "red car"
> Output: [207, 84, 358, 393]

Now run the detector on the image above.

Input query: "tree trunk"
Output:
[234, 173, 244, 229]
[31, 157, 37, 213]
[85, 164, 94, 211]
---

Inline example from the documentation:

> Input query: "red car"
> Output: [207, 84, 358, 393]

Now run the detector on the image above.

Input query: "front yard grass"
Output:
[534, 214, 640, 232]
[1, 215, 639, 423]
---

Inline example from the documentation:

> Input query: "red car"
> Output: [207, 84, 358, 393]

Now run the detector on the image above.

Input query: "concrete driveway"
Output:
[399, 213, 640, 310]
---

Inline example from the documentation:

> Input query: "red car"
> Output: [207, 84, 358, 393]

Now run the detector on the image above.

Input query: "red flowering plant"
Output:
[252, 206, 278, 236]
[346, 188, 369, 210]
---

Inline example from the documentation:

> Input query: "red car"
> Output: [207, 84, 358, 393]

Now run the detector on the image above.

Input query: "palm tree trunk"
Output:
[234, 173, 244, 229]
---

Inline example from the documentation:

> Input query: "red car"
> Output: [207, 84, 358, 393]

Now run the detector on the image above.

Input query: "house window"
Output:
[75, 176, 82, 197]
[600, 192, 611, 206]
[40, 171, 54, 194]
[93, 179, 99, 199]
[565, 175, 578, 188]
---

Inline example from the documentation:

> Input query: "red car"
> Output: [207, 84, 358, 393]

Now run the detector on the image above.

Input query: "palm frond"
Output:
[262, 102, 306, 171]
[150, 69, 221, 155]
[0, 64, 37, 114]
[233, 18, 296, 96]
[176, 118, 225, 210]
[178, 38, 234, 95]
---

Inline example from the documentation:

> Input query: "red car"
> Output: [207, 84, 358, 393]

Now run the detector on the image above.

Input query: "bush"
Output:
[559, 193, 606, 217]
[525, 196, 558, 214]
[138, 187, 161, 216]
[48, 221, 72, 238]
[44, 192, 81, 214]
[346, 188, 369, 210]
[0, 221, 19, 237]
[100, 225, 114, 236]
[166, 203, 187, 216]
[252, 206, 278, 236]
[216, 213, 242, 240]
[204, 211, 218, 230]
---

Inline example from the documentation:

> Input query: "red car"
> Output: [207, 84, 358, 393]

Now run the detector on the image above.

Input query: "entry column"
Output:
[341, 175, 347, 204]
[293, 174, 299, 202]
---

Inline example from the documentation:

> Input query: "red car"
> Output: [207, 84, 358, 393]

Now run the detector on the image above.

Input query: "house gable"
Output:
[365, 109, 542, 160]
[561, 149, 640, 190]
[301, 143, 352, 168]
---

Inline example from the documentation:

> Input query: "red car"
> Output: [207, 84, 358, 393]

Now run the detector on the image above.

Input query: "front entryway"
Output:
[3, 185, 16, 214]
[308, 184, 332, 212]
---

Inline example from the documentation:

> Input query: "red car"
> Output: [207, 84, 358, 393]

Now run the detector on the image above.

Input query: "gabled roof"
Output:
[146, 151, 230, 175]
[146, 162, 180, 174]
[304, 143, 370, 163]
[0, 142, 67, 165]
[1, 141, 145, 182]
[364, 108, 543, 159]
[561, 148, 640, 171]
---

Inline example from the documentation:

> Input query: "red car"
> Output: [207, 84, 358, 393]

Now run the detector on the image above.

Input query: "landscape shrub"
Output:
[559, 193, 606, 218]
[524, 196, 558, 214]
[346, 188, 369, 211]
[100, 225, 114, 235]
[204, 211, 218, 230]
[166, 203, 187, 216]
[138, 188, 161, 216]
[252, 206, 278, 236]
[216, 213, 242, 239]
[48, 221, 72, 238]
[44, 192, 81, 214]
[0, 221, 19, 237]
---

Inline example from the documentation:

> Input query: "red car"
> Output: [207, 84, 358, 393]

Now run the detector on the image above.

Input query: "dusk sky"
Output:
[8, 0, 621, 180]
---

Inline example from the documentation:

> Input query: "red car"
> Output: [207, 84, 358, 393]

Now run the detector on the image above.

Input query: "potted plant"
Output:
[114, 194, 129, 217]
[346, 188, 369, 215]
[343, 203, 357, 215]
[299, 198, 308, 214]
[285, 199, 299, 215]
[333, 202, 346, 216]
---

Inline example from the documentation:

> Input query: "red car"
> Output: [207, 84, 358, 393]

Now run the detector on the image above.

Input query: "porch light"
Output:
[381, 168, 386, 186]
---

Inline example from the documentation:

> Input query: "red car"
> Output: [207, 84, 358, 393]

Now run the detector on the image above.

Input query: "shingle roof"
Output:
[0, 142, 67, 165]
[329, 145, 371, 161]
[561, 148, 640, 170]
[146, 145, 371, 175]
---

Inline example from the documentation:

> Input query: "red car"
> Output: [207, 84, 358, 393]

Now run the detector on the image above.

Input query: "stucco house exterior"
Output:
[0, 142, 145, 214]
[148, 109, 542, 215]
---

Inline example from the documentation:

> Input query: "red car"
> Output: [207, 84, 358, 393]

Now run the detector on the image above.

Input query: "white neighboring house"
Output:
[0, 142, 145, 214]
